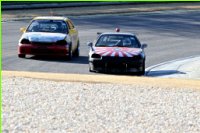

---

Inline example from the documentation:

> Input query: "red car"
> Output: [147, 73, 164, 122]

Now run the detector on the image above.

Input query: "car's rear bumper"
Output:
[89, 57, 144, 73]
[18, 44, 69, 56]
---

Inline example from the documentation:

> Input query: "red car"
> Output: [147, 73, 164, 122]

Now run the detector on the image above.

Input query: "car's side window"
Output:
[134, 37, 141, 48]
[27, 20, 39, 32]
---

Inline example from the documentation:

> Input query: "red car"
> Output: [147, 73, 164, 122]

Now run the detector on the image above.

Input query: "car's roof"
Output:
[100, 32, 136, 36]
[33, 16, 69, 21]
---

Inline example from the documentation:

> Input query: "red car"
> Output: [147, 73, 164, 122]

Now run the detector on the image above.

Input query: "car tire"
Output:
[89, 63, 92, 72]
[89, 62, 95, 72]
[138, 62, 145, 75]
[73, 41, 80, 57]
[89, 67, 92, 72]
[67, 44, 72, 60]
[18, 54, 25, 58]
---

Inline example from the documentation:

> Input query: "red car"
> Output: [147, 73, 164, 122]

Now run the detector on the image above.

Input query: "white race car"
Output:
[18, 16, 80, 60]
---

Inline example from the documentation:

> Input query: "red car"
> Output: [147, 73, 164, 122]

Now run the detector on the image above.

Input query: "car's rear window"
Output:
[26, 20, 68, 33]
[96, 35, 141, 48]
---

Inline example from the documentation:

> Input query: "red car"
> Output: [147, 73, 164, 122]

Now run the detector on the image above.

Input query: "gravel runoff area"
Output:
[3, 75, 200, 132]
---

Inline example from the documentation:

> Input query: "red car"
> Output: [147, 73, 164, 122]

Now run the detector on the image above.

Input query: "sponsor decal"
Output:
[95, 47, 141, 57]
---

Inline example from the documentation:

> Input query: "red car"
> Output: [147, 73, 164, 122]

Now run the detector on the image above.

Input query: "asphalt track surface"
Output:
[2, 10, 200, 75]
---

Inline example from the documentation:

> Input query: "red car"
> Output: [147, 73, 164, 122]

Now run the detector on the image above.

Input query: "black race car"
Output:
[88, 30, 147, 75]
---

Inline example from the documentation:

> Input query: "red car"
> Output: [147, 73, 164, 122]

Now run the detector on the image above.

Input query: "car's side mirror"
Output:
[20, 27, 26, 33]
[87, 42, 94, 51]
[87, 42, 93, 47]
[141, 44, 148, 49]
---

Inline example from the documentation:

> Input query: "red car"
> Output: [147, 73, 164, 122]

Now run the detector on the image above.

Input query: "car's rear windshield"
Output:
[26, 20, 68, 33]
[96, 34, 141, 48]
